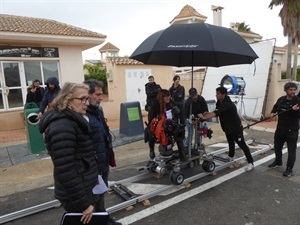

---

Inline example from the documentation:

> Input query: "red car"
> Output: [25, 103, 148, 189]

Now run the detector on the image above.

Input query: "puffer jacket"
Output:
[39, 77, 61, 113]
[86, 104, 112, 173]
[39, 108, 98, 212]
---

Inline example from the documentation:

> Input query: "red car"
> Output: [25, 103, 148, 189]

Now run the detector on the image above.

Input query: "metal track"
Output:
[0, 138, 265, 224]
[106, 143, 272, 213]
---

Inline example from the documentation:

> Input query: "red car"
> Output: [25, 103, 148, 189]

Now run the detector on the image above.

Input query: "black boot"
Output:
[179, 150, 186, 161]
[149, 148, 155, 159]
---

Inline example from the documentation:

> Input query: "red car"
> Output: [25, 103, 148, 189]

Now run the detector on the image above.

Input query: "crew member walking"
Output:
[268, 82, 300, 176]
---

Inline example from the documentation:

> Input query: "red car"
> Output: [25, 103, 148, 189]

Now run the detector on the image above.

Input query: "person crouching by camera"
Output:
[147, 89, 186, 161]
[184, 88, 208, 149]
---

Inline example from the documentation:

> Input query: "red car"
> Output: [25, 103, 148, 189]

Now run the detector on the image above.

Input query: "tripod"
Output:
[233, 90, 249, 125]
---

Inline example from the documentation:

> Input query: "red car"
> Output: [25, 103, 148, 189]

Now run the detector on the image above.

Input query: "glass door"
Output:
[0, 63, 4, 110]
[0, 62, 24, 110]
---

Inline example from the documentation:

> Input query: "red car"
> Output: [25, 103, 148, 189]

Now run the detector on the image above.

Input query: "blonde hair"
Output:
[52, 82, 89, 111]
[27, 84, 36, 92]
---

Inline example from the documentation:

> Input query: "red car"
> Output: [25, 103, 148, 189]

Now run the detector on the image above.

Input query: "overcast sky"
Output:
[0, 0, 285, 60]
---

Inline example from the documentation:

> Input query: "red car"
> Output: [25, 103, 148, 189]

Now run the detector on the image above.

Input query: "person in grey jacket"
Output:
[39, 82, 97, 224]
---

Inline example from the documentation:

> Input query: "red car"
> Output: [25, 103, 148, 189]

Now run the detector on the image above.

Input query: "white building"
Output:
[0, 14, 106, 130]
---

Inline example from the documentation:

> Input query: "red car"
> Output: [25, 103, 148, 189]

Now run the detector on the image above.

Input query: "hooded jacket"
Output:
[39, 77, 61, 113]
[214, 95, 242, 134]
[39, 108, 98, 212]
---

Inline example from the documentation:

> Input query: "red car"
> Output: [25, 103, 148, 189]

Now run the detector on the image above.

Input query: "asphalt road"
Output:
[1, 129, 300, 225]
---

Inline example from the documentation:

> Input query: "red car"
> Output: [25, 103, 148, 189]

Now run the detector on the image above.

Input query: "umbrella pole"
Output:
[191, 52, 194, 88]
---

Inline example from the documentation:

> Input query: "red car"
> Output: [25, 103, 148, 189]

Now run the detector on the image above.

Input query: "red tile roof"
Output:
[107, 57, 143, 65]
[99, 42, 120, 51]
[171, 4, 207, 22]
[0, 14, 106, 38]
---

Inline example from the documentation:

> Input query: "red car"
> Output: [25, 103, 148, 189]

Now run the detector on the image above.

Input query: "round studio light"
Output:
[220, 75, 246, 95]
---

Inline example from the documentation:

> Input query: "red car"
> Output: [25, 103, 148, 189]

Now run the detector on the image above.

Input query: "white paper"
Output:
[166, 109, 172, 119]
[92, 175, 108, 194]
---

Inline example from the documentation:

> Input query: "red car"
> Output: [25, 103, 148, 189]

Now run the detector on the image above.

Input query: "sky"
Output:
[0, 0, 286, 60]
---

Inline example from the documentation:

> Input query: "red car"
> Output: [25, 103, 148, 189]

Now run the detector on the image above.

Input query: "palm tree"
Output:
[269, 0, 300, 81]
[237, 22, 251, 32]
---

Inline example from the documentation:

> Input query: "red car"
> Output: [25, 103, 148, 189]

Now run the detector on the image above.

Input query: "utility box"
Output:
[119, 101, 144, 136]
[24, 102, 45, 153]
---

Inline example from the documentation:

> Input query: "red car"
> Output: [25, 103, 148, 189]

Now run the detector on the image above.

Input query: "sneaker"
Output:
[283, 167, 294, 177]
[268, 161, 283, 168]
[225, 156, 234, 162]
[245, 163, 254, 172]
[108, 217, 122, 225]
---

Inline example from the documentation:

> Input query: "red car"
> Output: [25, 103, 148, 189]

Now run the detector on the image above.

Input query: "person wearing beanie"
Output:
[184, 87, 208, 149]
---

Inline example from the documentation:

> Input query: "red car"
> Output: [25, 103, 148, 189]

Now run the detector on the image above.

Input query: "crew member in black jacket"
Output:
[268, 82, 300, 176]
[84, 79, 121, 225]
[145, 75, 161, 113]
[148, 89, 186, 161]
[169, 75, 185, 124]
[199, 87, 254, 172]
[39, 82, 98, 224]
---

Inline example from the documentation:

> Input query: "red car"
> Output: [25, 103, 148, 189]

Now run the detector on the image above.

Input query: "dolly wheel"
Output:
[202, 160, 216, 172]
[146, 161, 157, 173]
[170, 172, 184, 185]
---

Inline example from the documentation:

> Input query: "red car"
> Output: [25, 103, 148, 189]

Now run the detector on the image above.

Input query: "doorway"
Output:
[125, 69, 151, 109]
[0, 62, 24, 110]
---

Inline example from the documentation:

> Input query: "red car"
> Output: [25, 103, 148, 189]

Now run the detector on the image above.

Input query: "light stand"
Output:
[233, 89, 248, 123]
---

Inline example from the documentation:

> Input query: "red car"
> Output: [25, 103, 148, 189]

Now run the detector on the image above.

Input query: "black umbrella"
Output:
[130, 23, 258, 87]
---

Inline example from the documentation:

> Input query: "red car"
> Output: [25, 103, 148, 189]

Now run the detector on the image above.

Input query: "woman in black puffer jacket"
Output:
[39, 82, 98, 224]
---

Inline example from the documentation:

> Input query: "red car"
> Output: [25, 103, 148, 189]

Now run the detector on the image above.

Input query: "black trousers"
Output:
[95, 165, 109, 212]
[148, 134, 185, 155]
[274, 129, 298, 168]
[225, 126, 253, 164]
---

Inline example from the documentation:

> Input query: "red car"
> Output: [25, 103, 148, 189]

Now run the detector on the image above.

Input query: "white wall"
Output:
[202, 41, 274, 120]
[58, 46, 85, 84]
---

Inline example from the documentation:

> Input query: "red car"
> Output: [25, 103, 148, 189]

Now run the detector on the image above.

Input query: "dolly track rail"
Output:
[107, 143, 271, 213]
[0, 139, 264, 224]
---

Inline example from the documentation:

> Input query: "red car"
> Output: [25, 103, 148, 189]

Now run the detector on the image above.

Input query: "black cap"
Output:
[189, 87, 197, 96]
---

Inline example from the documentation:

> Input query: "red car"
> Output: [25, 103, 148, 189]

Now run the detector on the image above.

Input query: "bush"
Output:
[83, 63, 108, 94]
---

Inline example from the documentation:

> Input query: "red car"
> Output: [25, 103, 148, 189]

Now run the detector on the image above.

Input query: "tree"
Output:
[237, 22, 251, 32]
[269, 0, 300, 81]
[83, 62, 108, 93]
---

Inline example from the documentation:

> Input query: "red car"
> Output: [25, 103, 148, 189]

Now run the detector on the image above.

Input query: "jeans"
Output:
[184, 120, 201, 147]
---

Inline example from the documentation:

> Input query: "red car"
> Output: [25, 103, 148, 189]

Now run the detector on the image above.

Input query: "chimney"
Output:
[211, 5, 224, 26]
